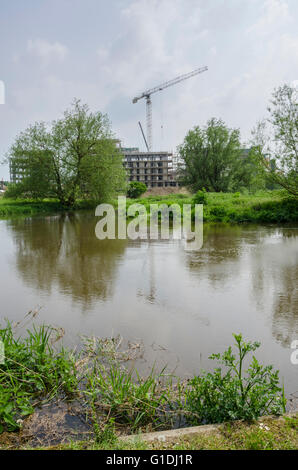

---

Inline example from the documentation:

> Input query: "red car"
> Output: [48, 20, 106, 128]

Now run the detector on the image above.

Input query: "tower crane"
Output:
[132, 66, 208, 151]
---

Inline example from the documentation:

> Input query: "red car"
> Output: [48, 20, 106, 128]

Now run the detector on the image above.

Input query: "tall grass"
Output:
[0, 322, 288, 437]
[126, 190, 298, 224]
[0, 198, 97, 219]
[1, 191, 297, 223]
[0, 322, 77, 432]
[85, 365, 173, 432]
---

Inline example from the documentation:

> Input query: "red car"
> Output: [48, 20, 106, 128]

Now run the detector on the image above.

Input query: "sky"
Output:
[0, 0, 297, 180]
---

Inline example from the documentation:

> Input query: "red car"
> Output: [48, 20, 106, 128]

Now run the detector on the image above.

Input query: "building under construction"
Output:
[125, 66, 208, 189]
[122, 147, 177, 188]
[9, 67, 208, 188]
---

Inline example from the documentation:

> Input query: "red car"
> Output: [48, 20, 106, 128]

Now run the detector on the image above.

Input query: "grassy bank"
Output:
[34, 414, 297, 450]
[2, 414, 297, 450]
[0, 190, 297, 223]
[0, 319, 289, 449]
[24, 413, 298, 450]
[0, 197, 97, 219]
[128, 190, 298, 224]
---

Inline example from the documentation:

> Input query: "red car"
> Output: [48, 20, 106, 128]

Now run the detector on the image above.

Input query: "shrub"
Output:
[210, 206, 227, 218]
[184, 334, 286, 424]
[127, 182, 147, 199]
[193, 189, 207, 205]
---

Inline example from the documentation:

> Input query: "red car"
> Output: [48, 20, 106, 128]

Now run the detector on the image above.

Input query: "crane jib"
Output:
[132, 66, 208, 102]
[132, 65, 208, 151]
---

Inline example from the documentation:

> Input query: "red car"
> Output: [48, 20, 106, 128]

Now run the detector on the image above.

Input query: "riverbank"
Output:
[0, 198, 95, 219]
[38, 413, 298, 450]
[1, 190, 297, 223]
[130, 190, 298, 224]
[0, 320, 291, 449]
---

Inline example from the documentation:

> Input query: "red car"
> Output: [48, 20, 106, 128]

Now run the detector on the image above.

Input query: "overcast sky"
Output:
[0, 0, 297, 179]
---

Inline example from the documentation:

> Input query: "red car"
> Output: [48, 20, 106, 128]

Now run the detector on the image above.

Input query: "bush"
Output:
[193, 189, 207, 205]
[3, 183, 28, 199]
[127, 182, 147, 199]
[185, 334, 286, 424]
[210, 206, 227, 218]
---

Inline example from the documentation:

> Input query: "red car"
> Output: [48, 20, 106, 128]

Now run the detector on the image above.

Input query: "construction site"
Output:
[121, 66, 208, 190]
[9, 66, 208, 189]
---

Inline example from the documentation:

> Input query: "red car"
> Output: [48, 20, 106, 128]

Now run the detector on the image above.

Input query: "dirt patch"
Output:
[0, 401, 92, 449]
[142, 187, 190, 197]
[21, 401, 92, 447]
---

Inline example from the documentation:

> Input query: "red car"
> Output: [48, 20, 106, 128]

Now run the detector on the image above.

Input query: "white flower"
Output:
[259, 422, 270, 431]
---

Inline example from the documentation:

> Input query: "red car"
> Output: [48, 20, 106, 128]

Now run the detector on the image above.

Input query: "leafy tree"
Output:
[127, 181, 147, 198]
[6, 100, 126, 206]
[251, 84, 298, 197]
[178, 118, 255, 192]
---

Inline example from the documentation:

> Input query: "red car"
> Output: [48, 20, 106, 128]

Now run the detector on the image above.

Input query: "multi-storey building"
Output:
[122, 148, 178, 188]
[9, 140, 179, 189]
[10, 157, 28, 184]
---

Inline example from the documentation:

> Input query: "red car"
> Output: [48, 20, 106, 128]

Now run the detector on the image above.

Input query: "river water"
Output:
[0, 212, 297, 404]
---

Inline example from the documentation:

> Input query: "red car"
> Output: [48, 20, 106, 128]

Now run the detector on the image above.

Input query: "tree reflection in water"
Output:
[8, 212, 127, 309]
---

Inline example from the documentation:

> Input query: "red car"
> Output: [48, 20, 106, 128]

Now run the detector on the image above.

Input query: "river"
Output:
[0, 212, 297, 405]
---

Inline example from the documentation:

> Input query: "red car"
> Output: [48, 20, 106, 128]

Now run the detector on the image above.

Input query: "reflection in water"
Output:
[1, 215, 298, 398]
[183, 225, 298, 348]
[184, 224, 247, 286]
[250, 232, 298, 347]
[7, 213, 127, 309]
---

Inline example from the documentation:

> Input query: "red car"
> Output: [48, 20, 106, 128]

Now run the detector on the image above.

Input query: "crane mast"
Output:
[132, 66, 208, 151]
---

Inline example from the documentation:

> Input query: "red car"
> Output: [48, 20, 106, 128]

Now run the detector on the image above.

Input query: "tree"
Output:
[251, 84, 298, 197]
[127, 181, 147, 198]
[6, 100, 126, 206]
[178, 118, 255, 193]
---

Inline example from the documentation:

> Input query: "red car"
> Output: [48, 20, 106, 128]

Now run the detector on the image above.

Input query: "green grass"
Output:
[126, 190, 298, 224]
[0, 321, 289, 449]
[0, 321, 177, 438]
[157, 415, 298, 451]
[0, 197, 97, 219]
[8, 414, 297, 450]
[1, 190, 297, 223]
[0, 321, 77, 432]
[85, 365, 173, 432]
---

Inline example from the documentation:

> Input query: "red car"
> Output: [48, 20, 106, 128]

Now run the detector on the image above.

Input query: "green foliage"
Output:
[0, 197, 97, 219]
[125, 191, 298, 224]
[251, 84, 298, 197]
[6, 100, 126, 207]
[1, 191, 297, 224]
[85, 365, 171, 431]
[95, 418, 117, 445]
[0, 322, 290, 440]
[0, 322, 77, 432]
[193, 189, 207, 205]
[184, 334, 286, 425]
[178, 118, 258, 192]
[127, 181, 147, 199]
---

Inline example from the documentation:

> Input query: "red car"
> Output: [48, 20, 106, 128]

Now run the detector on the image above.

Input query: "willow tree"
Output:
[7, 100, 126, 206]
[251, 84, 298, 197]
[178, 118, 254, 192]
